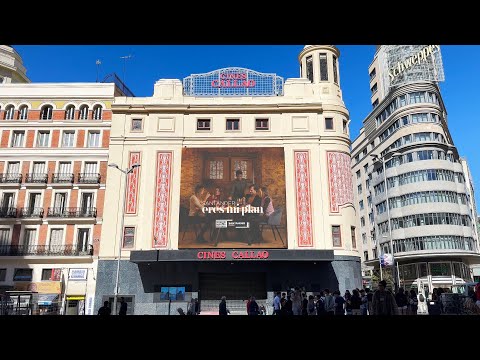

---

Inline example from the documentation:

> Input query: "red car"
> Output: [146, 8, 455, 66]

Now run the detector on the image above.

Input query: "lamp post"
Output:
[108, 162, 140, 315]
[371, 152, 402, 292]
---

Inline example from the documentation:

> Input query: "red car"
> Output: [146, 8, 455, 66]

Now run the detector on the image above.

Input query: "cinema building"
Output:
[0, 45, 132, 315]
[351, 45, 480, 297]
[95, 45, 361, 314]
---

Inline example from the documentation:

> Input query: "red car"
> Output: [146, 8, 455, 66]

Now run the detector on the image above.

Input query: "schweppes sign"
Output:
[388, 45, 440, 81]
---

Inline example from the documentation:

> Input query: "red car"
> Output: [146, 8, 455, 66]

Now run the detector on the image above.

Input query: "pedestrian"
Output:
[333, 290, 345, 315]
[350, 289, 362, 315]
[187, 298, 196, 315]
[291, 287, 302, 315]
[324, 289, 335, 315]
[219, 296, 230, 316]
[371, 280, 398, 315]
[395, 288, 408, 315]
[307, 295, 316, 315]
[249, 296, 259, 315]
[273, 291, 281, 315]
[98, 301, 111, 316]
[118, 297, 128, 315]
[409, 289, 418, 315]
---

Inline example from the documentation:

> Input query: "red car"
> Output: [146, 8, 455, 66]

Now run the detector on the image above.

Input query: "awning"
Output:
[38, 294, 59, 306]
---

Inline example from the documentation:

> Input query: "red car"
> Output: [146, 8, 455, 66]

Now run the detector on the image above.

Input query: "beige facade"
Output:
[100, 45, 359, 260]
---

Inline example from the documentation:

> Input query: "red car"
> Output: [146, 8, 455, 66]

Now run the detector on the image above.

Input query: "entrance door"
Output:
[199, 273, 266, 300]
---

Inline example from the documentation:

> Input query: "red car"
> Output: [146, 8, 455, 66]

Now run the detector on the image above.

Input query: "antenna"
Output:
[96, 59, 102, 82]
[120, 54, 133, 93]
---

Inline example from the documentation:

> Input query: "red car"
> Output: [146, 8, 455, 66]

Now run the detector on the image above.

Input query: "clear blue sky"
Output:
[13, 45, 480, 210]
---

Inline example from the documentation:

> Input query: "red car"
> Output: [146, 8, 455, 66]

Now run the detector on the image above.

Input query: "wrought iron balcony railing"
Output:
[51, 173, 74, 183]
[0, 244, 93, 256]
[47, 207, 97, 218]
[77, 173, 101, 184]
[0, 173, 22, 184]
[0, 207, 17, 218]
[25, 173, 48, 183]
[20, 207, 44, 218]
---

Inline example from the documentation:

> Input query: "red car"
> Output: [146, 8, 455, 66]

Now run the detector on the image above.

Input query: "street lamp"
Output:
[108, 162, 141, 315]
[370, 152, 402, 292]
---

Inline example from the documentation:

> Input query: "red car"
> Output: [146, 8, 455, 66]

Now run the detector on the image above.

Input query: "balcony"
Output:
[0, 244, 93, 256]
[0, 173, 22, 185]
[51, 173, 74, 184]
[77, 173, 101, 184]
[20, 207, 44, 218]
[0, 207, 17, 218]
[25, 173, 48, 185]
[47, 207, 97, 218]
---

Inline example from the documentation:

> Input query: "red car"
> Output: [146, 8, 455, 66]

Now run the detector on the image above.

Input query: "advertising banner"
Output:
[179, 147, 287, 249]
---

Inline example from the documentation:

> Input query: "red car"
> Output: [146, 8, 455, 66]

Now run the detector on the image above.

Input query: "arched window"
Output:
[40, 105, 53, 120]
[92, 105, 103, 120]
[65, 105, 75, 120]
[4, 105, 15, 120]
[79, 105, 89, 120]
[18, 105, 29, 120]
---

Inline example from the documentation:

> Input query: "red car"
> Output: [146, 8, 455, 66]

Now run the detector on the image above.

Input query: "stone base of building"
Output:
[94, 255, 361, 315]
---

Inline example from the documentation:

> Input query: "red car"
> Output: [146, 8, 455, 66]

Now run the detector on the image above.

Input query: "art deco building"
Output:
[351, 45, 480, 297]
[95, 45, 361, 315]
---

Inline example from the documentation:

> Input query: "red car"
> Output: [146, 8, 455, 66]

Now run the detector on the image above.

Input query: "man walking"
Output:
[371, 280, 398, 315]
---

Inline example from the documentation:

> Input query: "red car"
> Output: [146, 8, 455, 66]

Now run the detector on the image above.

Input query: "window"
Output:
[79, 105, 89, 120]
[49, 229, 64, 250]
[4, 105, 15, 120]
[371, 83, 378, 95]
[36, 131, 50, 147]
[372, 248, 377, 259]
[0, 229, 10, 245]
[360, 217, 365, 227]
[13, 268, 33, 281]
[6, 161, 21, 178]
[372, 99, 379, 109]
[343, 119, 348, 134]
[255, 118, 269, 131]
[359, 200, 364, 210]
[364, 251, 369, 261]
[362, 233, 367, 243]
[226, 119, 240, 131]
[430, 262, 451, 277]
[41, 269, 53, 281]
[351, 226, 356, 249]
[77, 229, 90, 254]
[123, 227, 135, 248]
[126, 118, 142, 132]
[84, 162, 98, 175]
[87, 131, 100, 147]
[23, 229, 36, 248]
[62, 131, 75, 147]
[196, 119, 210, 131]
[325, 118, 334, 130]
[11, 131, 25, 147]
[357, 184, 362, 195]
[356, 170, 361, 179]
[40, 105, 53, 120]
[332, 225, 341, 247]
[65, 105, 75, 120]
[369, 68, 376, 80]
[0, 269, 5, 282]
[93, 105, 103, 120]
[332, 55, 338, 84]
[18, 105, 28, 120]
[319, 53, 328, 81]
[306, 55, 313, 82]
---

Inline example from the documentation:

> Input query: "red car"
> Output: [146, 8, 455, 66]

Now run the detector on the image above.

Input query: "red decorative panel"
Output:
[125, 152, 141, 214]
[327, 151, 354, 213]
[152, 152, 173, 248]
[294, 151, 314, 247]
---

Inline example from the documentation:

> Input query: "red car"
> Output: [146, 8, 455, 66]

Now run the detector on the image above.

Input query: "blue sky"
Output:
[13, 45, 480, 209]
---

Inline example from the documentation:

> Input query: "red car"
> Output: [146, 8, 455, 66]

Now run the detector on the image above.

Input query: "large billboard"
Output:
[378, 45, 445, 95]
[179, 147, 287, 249]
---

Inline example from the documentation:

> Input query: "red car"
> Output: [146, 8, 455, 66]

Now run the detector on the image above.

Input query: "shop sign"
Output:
[14, 282, 61, 294]
[69, 269, 88, 280]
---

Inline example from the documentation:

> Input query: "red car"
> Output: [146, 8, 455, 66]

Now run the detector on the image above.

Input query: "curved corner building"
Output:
[351, 45, 480, 297]
[95, 45, 361, 315]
